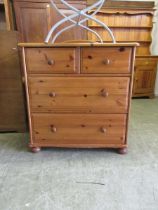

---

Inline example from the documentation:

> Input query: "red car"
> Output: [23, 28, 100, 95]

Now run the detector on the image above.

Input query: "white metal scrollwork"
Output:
[45, 0, 116, 43]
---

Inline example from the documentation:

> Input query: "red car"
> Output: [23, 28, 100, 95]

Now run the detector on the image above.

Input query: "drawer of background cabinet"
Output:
[81, 47, 132, 73]
[25, 48, 78, 74]
[32, 113, 127, 146]
[28, 77, 130, 113]
[135, 58, 158, 68]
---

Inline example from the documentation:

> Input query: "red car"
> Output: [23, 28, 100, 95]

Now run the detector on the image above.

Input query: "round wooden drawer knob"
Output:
[48, 59, 55, 65]
[100, 127, 107, 133]
[50, 125, 57, 133]
[101, 89, 109, 97]
[103, 58, 110, 65]
[49, 92, 56, 97]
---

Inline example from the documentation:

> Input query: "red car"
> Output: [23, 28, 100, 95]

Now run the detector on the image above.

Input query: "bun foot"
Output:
[31, 147, 41, 153]
[118, 147, 127, 155]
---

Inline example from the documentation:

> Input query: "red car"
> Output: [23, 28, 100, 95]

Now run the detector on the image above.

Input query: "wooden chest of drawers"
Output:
[20, 43, 137, 154]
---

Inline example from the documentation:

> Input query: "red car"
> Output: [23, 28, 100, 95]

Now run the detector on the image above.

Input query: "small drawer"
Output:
[25, 48, 78, 74]
[81, 47, 132, 74]
[29, 77, 130, 113]
[32, 113, 127, 146]
[135, 58, 158, 67]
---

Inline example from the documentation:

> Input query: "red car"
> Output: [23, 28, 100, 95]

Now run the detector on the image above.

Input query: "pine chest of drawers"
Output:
[20, 43, 138, 154]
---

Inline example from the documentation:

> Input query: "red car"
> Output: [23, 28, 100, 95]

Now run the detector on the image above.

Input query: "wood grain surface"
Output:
[29, 76, 129, 113]
[32, 113, 127, 146]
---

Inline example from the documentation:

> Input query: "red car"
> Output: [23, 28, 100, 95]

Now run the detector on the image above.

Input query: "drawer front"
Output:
[81, 47, 132, 73]
[29, 77, 130, 113]
[25, 48, 78, 74]
[135, 58, 158, 68]
[32, 114, 127, 146]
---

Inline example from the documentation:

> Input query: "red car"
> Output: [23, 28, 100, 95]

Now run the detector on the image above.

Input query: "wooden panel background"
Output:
[0, 31, 26, 132]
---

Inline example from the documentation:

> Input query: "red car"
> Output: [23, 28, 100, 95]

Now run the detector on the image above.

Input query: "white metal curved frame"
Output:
[45, 0, 116, 43]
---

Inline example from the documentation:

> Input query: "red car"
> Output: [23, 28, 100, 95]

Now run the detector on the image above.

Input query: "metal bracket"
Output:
[45, 0, 116, 43]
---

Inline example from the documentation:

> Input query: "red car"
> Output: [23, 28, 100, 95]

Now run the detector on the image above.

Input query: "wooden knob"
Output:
[49, 92, 56, 97]
[119, 47, 125, 52]
[103, 58, 110, 65]
[48, 59, 54, 65]
[100, 127, 107, 133]
[50, 125, 57, 133]
[100, 89, 109, 97]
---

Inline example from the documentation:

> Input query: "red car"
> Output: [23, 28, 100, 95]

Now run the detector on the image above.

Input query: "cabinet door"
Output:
[13, 1, 52, 42]
[13, 1, 87, 43]
[133, 67, 157, 95]
[0, 31, 26, 132]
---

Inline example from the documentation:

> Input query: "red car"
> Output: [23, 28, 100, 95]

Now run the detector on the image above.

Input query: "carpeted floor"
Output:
[0, 98, 158, 210]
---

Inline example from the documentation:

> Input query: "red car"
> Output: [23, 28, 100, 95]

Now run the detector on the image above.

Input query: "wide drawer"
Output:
[29, 77, 130, 113]
[81, 47, 132, 73]
[25, 48, 78, 74]
[32, 114, 127, 146]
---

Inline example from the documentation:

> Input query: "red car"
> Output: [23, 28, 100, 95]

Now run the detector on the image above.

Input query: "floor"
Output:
[0, 98, 158, 210]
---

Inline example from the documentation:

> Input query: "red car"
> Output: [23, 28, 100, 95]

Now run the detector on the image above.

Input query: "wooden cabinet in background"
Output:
[87, 0, 158, 98]
[13, 1, 52, 42]
[88, 7, 153, 56]
[13, 0, 87, 42]
[133, 56, 158, 98]
[0, 31, 26, 132]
